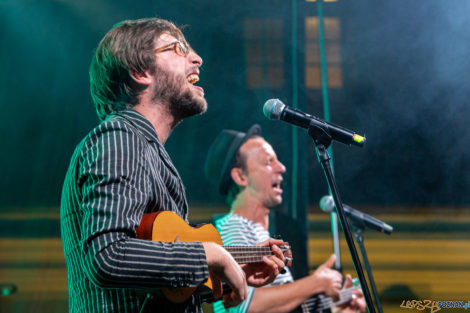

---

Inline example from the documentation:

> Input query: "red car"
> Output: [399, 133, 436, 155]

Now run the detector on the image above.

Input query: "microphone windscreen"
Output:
[319, 195, 335, 213]
[263, 99, 284, 120]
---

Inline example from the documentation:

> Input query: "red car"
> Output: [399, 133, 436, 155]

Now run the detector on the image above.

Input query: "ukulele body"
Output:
[136, 211, 222, 303]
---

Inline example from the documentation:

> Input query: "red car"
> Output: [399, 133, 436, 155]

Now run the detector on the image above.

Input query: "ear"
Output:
[231, 167, 249, 187]
[129, 69, 153, 86]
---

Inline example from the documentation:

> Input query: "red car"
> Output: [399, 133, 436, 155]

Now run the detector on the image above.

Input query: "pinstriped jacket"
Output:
[60, 109, 208, 313]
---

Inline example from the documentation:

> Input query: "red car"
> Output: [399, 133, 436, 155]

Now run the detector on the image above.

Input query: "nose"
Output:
[188, 49, 203, 67]
[277, 160, 286, 174]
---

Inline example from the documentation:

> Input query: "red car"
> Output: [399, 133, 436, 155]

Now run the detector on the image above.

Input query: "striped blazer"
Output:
[61, 109, 208, 313]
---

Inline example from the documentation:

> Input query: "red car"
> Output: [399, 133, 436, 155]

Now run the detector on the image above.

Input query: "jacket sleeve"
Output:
[78, 121, 209, 289]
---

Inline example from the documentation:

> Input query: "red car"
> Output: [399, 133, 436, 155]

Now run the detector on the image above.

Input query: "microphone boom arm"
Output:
[320, 196, 394, 235]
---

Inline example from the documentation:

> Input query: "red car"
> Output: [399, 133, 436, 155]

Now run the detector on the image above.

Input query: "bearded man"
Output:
[60, 18, 287, 313]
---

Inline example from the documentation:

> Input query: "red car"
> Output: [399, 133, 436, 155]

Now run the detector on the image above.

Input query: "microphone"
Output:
[319, 195, 393, 235]
[263, 99, 366, 147]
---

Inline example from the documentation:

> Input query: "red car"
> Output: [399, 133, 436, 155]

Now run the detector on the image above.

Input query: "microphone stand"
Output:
[331, 212, 342, 272]
[351, 224, 384, 313]
[308, 122, 376, 313]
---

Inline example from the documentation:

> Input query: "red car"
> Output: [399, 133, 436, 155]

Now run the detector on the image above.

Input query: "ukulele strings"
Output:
[224, 246, 290, 263]
[304, 287, 357, 311]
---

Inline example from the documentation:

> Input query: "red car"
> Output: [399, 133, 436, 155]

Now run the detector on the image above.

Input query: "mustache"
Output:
[186, 67, 200, 76]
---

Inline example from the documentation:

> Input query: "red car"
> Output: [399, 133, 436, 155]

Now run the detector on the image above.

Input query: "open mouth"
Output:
[186, 73, 204, 96]
[272, 181, 283, 193]
[187, 73, 199, 84]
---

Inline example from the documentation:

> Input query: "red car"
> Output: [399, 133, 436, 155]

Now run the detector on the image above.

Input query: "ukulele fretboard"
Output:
[224, 245, 290, 264]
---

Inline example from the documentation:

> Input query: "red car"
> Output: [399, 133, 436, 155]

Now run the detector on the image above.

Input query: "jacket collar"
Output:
[114, 109, 182, 179]
[115, 109, 159, 143]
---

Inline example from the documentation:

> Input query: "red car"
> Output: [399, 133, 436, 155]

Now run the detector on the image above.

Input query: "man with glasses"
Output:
[61, 18, 288, 313]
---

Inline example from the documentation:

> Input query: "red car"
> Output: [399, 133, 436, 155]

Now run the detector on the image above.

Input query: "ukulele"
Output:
[206, 278, 361, 310]
[136, 210, 290, 303]
[294, 282, 361, 313]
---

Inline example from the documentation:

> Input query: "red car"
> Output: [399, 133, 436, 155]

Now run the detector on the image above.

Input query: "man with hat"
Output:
[205, 125, 366, 313]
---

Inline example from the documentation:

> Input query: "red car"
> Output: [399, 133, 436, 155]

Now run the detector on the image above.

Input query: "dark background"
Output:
[1, 0, 469, 210]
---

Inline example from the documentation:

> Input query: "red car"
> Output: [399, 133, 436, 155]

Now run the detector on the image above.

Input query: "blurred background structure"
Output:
[1, 1, 469, 312]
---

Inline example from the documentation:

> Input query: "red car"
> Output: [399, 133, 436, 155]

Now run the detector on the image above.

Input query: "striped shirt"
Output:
[60, 109, 209, 313]
[212, 213, 293, 313]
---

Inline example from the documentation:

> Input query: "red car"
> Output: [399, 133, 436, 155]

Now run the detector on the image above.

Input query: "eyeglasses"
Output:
[154, 40, 189, 57]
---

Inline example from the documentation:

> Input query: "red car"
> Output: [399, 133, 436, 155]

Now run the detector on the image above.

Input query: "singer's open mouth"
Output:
[272, 181, 282, 193]
[186, 73, 204, 96]
[187, 73, 199, 84]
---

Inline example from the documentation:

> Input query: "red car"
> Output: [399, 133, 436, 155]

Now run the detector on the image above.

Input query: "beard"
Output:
[151, 66, 207, 123]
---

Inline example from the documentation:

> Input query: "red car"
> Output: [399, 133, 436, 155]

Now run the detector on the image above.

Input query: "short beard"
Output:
[151, 66, 207, 124]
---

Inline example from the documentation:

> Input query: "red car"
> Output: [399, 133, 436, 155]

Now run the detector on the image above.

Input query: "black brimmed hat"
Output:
[204, 125, 261, 195]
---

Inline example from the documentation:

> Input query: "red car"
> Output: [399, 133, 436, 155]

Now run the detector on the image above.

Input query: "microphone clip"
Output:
[308, 120, 332, 148]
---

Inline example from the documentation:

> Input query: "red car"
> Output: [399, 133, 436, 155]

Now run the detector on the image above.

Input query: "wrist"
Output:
[202, 242, 226, 269]
[308, 274, 328, 295]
